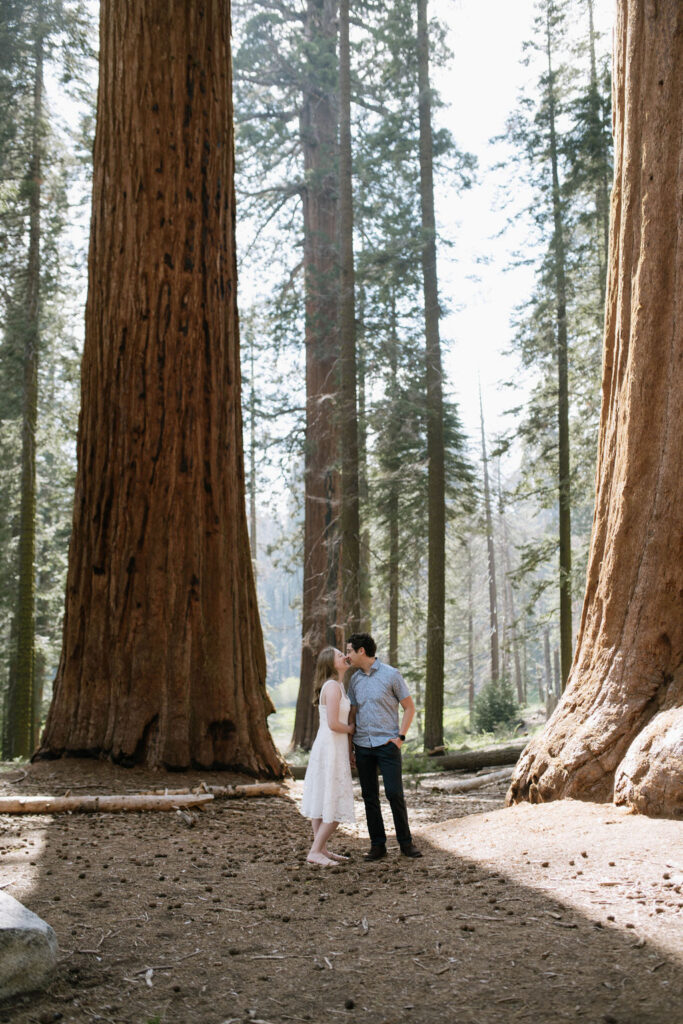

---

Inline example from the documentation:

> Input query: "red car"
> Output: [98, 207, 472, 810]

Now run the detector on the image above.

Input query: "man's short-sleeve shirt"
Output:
[347, 658, 410, 748]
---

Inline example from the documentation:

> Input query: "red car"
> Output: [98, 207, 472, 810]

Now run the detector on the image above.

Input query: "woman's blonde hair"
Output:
[312, 646, 338, 706]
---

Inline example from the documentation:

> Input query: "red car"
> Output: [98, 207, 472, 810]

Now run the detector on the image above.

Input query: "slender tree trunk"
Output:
[417, 0, 446, 751]
[3, 617, 18, 758]
[338, 0, 361, 635]
[479, 393, 500, 685]
[545, 4, 573, 689]
[387, 295, 400, 668]
[414, 568, 423, 737]
[543, 627, 552, 696]
[497, 469, 523, 702]
[509, 0, 682, 817]
[33, 648, 44, 751]
[388, 498, 399, 668]
[248, 336, 257, 576]
[505, 574, 523, 704]
[467, 542, 475, 726]
[38, 0, 282, 776]
[292, 0, 340, 750]
[356, 288, 371, 630]
[586, 0, 611, 302]
[500, 594, 510, 683]
[9, 27, 43, 759]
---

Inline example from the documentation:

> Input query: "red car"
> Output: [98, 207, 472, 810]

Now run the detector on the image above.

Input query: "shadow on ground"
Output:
[0, 759, 681, 1024]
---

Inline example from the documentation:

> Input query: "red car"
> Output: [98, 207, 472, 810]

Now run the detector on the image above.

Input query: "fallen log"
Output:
[144, 783, 287, 799]
[421, 767, 514, 793]
[0, 793, 214, 814]
[287, 743, 527, 781]
[429, 741, 528, 772]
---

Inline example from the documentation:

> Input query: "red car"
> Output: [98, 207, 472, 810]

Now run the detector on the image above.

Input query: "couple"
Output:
[300, 632, 422, 866]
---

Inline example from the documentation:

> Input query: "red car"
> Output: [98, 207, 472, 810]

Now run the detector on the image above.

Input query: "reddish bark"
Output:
[507, 0, 682, 816]
[38, 0, 283, 776]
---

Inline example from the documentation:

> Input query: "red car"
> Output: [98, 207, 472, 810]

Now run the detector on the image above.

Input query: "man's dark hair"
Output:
[347, 632, 376, 658]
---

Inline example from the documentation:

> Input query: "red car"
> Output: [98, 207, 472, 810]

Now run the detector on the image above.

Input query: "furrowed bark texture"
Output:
[38, 0, 283, 776]
[292, 0, 341, 750]
[508, 0, 683, 817]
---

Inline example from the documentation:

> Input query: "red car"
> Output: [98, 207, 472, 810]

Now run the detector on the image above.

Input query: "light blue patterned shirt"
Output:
[347, 658, 410, 748]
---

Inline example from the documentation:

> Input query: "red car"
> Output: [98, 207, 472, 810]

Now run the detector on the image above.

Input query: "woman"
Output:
[300, 647, 355, 866]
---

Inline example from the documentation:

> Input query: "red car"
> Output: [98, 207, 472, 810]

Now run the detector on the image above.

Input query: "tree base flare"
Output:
[614, 708, 683, 819]
[32, 746, 287, 781]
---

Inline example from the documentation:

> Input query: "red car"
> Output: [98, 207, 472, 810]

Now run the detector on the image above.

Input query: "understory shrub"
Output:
[473, 679, 519, 734]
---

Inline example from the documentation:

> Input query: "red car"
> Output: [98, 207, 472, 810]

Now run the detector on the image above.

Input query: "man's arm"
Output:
[391, 695, 415, 747]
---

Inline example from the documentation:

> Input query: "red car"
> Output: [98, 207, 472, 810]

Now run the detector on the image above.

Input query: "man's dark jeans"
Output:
[354, 741, 412, 848]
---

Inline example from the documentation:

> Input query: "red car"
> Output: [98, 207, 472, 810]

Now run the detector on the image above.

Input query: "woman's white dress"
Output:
[300, 679, 355, 824]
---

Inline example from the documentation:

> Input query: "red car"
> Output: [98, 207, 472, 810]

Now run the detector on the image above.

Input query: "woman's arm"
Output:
[324, 683, 354, 734]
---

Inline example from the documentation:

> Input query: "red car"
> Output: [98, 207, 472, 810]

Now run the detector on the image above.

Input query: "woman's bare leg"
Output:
[307, 821, 339, 866]
[311, 815, 347, 859]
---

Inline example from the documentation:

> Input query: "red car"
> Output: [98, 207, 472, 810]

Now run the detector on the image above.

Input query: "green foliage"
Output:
[472, 679, 519, 735]
[232, 0, 476, 701]
[495, 0, 613, 661]
[0, 0, 95, 753]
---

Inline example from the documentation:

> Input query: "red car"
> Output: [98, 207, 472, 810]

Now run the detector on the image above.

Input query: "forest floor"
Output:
[1, 758, 682, 1024]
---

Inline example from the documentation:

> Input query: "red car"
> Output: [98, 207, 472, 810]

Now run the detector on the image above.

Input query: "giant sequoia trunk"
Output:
[38, 0, 282, 776]
[292, 0, 341, 750]
[508, 0, 682, 818]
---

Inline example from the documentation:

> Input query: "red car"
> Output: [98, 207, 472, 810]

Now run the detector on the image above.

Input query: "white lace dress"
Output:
[300, 680, 355, 824]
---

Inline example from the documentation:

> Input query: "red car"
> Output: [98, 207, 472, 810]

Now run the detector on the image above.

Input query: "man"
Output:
[346, 633, 422, 860]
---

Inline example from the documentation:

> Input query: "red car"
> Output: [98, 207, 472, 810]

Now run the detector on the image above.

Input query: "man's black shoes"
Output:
[364, 843, 423, 859]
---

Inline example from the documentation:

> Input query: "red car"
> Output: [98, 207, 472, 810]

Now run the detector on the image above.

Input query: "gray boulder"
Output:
[0, 890, 58, 1000]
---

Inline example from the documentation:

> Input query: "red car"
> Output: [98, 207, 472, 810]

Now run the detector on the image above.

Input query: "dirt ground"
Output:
[1, 759, 682, 1024]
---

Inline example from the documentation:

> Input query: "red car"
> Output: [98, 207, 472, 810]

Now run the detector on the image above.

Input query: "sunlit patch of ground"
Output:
[423, 800, 683, 962]
[0, 760, 681, 1024]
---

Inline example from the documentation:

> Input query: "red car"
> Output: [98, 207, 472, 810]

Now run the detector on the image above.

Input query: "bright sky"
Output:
[431, 0, 615, 448]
